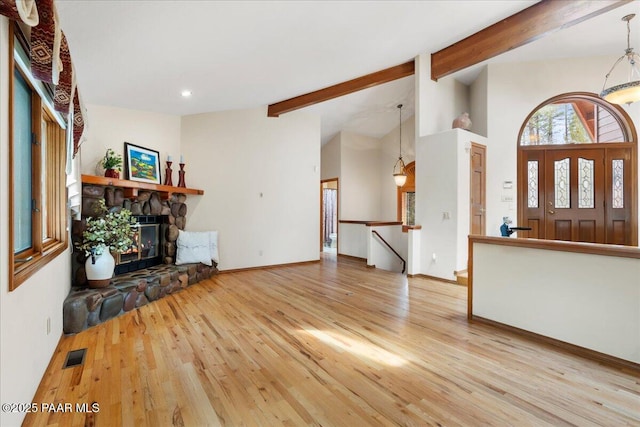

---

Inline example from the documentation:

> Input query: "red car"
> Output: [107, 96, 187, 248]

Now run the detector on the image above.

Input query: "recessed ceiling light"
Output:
[181, 90, 192, 98]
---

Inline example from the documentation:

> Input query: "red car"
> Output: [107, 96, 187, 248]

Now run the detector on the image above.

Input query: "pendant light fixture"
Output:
[393, 104, 407, 187]
[600, 14, 640, 105]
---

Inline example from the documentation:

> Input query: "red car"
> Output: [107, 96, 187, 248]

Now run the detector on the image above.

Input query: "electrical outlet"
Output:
[46, 317, 51, 335]
[432, 253, 437, 262]
[259, 250, 263, 256]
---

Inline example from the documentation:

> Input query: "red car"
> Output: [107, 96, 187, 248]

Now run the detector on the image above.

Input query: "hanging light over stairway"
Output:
[393, 104, 407, 187]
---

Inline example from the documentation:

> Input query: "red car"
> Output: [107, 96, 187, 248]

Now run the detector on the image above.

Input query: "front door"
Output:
[520, 145, 635, 245]
[544, 149, 605, 243]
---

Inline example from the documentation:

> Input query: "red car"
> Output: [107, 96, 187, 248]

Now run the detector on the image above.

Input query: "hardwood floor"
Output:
[26, 256, 639, 426]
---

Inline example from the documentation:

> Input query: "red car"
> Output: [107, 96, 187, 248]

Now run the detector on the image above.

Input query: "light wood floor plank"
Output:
[24, 256, 639, 426]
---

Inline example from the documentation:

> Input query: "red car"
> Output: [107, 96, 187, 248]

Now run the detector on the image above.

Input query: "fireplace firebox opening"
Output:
[114, 215, 165, 275]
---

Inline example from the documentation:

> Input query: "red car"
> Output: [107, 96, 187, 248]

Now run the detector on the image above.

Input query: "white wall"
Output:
[339, 132, 382, 220]
[321, 133, 340, 180]
[80, 104, 181, 176]
[417, 129, 487, 280]
[181, 107, 320, 271]
[484, 57, 640, 240]
[470, 66, 488, 138]
[0, 17, 73, 427]
[473, 241, 640, 364]
[415, 53, 470, 138]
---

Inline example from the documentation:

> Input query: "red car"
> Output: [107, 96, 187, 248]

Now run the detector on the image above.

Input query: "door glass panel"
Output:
[612, 159, 624, 208]
[527, 160, 538, 208]
[578, 158, 594, 209]
[554, 158, 570, 208]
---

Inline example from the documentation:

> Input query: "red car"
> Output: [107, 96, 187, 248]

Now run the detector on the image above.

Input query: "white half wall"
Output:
[0, 17, 72, 426]
[181, 107, 320, 270]
[80, 104, 181, 176]
[472, 241, 640, 364]
[338, 222, 368, 259]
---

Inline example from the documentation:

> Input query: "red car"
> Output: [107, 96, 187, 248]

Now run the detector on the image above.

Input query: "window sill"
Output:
[11, 240, 68, 291]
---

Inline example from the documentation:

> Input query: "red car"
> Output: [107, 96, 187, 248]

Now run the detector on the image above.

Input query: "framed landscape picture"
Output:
[124, 142, 161, 184]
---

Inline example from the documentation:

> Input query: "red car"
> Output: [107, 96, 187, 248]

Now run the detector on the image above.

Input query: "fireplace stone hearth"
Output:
[63, 262, 218, 334]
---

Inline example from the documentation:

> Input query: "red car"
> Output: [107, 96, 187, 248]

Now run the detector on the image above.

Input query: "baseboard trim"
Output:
[218, 259, 320, 274]
[408, 273, 457, 285]
[337, 254, 367, 263]
[471, 316, 640, 373]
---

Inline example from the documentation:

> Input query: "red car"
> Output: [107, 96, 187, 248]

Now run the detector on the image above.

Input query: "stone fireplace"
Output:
[72, 183, 191, 286]
[63, 176, 216, 334]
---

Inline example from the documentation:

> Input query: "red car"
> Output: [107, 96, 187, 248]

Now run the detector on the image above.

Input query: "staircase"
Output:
[454, 269, 468, 286]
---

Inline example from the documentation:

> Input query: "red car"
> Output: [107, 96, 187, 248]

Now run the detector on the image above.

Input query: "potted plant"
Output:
[79, 199, 137, 288]
[102, 148, 123, 178]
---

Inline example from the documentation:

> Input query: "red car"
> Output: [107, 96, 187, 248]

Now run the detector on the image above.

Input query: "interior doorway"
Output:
[470, 143, 487, 235]
[321, 178, 338, 253]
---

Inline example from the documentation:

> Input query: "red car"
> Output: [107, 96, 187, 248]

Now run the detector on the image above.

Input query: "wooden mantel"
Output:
[81, 174, 204, 200]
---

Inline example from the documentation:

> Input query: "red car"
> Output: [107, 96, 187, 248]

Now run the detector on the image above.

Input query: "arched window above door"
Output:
[519, 92, 634, 146]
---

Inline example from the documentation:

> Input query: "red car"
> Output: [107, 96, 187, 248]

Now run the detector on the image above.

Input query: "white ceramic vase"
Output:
[85, 246, 115, 288]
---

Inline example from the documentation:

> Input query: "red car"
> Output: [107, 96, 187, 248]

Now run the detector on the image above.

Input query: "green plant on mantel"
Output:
[79, 199, 138, 257]
[101, 148, 123, 171]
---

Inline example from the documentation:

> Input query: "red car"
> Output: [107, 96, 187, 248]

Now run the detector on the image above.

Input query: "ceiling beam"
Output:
[431, 0, 632, 81]
[267, 61, 415, 117]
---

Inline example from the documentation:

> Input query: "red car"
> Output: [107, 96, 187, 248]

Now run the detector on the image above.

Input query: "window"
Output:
[397, 161, 416, 229]
[9, 25, 68, 290]
[520, 93, 631, 145]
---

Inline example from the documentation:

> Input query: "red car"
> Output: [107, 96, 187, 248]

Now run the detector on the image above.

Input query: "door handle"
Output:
[548, 210, 555, 214]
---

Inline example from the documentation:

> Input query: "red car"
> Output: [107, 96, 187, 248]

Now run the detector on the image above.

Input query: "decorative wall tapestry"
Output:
[0, 0, 87, 157]
[30, 0, 60, 84]
[54, 32, 72, 113]
[0, 0, 38, 26]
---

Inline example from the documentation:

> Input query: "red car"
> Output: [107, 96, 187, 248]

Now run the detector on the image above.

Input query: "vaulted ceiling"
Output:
[55, 1, 639, 144]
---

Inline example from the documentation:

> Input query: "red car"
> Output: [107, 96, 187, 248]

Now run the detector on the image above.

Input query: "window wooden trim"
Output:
[397, 161, 416, 230]
[8, 24, 68, 291]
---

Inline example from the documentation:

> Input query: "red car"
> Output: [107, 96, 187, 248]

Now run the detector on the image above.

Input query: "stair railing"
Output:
[371, 230, 406, 274]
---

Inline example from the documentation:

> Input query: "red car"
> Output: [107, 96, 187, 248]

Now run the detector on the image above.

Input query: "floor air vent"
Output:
[63, 348, 87, 369]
